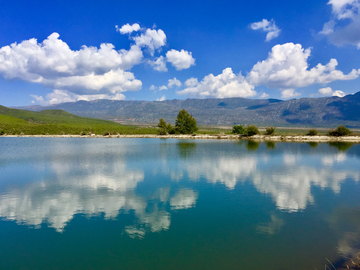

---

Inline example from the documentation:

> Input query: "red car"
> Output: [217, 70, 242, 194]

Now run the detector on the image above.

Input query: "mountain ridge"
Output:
[11, 92, 360, 127]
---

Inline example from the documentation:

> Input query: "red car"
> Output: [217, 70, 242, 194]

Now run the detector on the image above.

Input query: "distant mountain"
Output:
[12, 91, 360, 127]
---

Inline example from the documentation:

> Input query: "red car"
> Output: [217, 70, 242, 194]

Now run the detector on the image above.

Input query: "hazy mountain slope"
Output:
[12, 92, 360, 127]
[0, 106, 157, 135]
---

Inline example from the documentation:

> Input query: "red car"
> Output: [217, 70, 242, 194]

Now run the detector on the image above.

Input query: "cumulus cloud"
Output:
[250, 19, 281, 42]
[166, 49, 195, 70]
[133, 28, 166, 55]
[333, 90, 346, 97]
[247, 43, 359, 89]
[149, 85, 156, 90]
[159, 85, 168, 91]
[318, 87, 346, 97]
[149, 56, 167, 72]
[319, 87, 334, 95]
[167, 77, 182, 88]
[260, 92, 270, 98]
[184, 77, 198, 87]
[0, 23, 197, 105]
[0, 32, 145, 104]
[281, 89, 301, 99]
[178, 68, 256, 99]
[320, 0, 360, 48]
[156, 95, 166, 101]
[116, 23, 141, 34]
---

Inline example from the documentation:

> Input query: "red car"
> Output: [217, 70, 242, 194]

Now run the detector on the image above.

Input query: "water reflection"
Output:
[257, 214, 285, 235]
[266, 141, 276, 150]
[246, 140, 260, 151]
[0, 138, 359, 237]
[308, 142, 318, 148]
[177, 142, 197, 158]
[329, 142, 354, 152]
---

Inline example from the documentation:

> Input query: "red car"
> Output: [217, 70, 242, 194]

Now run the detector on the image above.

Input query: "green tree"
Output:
[175, 109, 198, 134]
[328, 126, 351, 136]
[232, 125, 245, 134]
[157, 118, 168, 135]
[264, 126, 276, 135]
[167, 123, 175, 134]
[245, 125, 259, 136]
[306, 129, 318, 136]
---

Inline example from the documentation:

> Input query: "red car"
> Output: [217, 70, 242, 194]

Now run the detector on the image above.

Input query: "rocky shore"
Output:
[2, 134, 360, 142]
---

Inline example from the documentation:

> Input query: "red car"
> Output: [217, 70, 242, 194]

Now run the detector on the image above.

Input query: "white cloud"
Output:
[32, 90, 126, 105]
[320, 0, 360, 48]
[333, 90, 346, 97]
[250, 19, 281, 42]
[328, 0, 359, 19]
[319, 87, 334, 95]
[184, 77, 198, 87]
[178, 68, 256, 99]
[260, 92, 270, 98]
[281, 89, 301, 99]
[149, 56, 167, 72]
[149, 85, 156, 90]
[167, 77, 182, 88]
[0, 33, 144, 104]
[156, 95, 166, 101]
[318, 87, 346, 97]
[166, 49, 195, 70]
[247, 43, 359, 89]
[133, 28, 166, 55]
[116, 23, 141, 34]
[159, 85, 168, 91]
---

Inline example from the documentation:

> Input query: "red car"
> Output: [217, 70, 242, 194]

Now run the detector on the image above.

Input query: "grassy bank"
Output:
[0, 106, 157, 135]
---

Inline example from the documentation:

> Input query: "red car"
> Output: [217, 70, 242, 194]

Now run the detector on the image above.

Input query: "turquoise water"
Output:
[0, 138, 359, 269]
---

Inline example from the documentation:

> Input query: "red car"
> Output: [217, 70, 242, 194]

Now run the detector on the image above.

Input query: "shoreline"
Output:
[2, 134, 360, 142]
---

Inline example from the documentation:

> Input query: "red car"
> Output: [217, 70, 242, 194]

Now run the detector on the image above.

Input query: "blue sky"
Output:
[0, 0, 359, 106]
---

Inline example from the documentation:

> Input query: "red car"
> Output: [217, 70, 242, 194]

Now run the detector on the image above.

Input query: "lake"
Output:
[0, 138, 359, 269]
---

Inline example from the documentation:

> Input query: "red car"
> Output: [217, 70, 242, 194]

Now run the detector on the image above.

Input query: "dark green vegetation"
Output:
[0, 105, 157, 135]
[157, 110, 198, 135]
[306, 129, 318, 136]
[232, 124, 260, 136]
[232, 125, 245, 135]
[328, 126, 352, 136]
[16, 91, 360, 127]
[264, 126, 276, 135]
[245, 125, 260, 136]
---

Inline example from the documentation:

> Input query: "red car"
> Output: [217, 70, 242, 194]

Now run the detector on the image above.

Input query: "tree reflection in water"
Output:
[247, 140, 260, 151]
[177, 142, 197, 158]
[266, 141, 276, 150]
[308, 142, 318, 148]
[329, 142, 354, 152]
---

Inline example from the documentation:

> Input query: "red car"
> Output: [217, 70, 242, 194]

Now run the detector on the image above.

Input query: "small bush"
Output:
[246, 125, 259, 136]
[264, 126, 276, 135]
[328, 126, 351, 136]
[232, 125, 245, 135]
[80, 131, 86, 136]
[0, 130, 4, 136]
[103, 131, 110, 136]
[306, 129, 318, 136]
[158, 129, 167, 135]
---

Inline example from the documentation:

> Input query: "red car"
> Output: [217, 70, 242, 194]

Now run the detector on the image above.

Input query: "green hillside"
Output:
[0, 105, 157, 135]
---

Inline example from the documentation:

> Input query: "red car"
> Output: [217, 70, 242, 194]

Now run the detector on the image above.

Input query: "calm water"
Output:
[0, 138, 359, 270]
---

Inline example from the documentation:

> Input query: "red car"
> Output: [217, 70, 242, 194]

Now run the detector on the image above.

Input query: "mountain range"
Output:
[12, 91, 360, 127]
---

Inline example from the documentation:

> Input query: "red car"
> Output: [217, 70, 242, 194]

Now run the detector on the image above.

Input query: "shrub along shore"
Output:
[2, 133, 360, 142]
